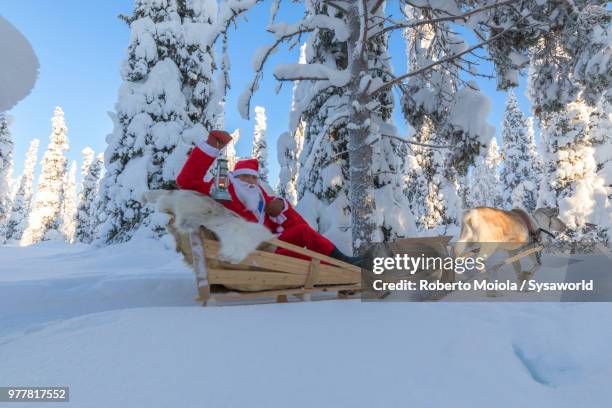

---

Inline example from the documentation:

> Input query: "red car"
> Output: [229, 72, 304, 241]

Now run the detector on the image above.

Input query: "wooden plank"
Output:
[304, 259, 320, 289]
[276, 295, 288, 303]
[303, 259, 320, 302]
[212, 283, 362, 301]
[203, 240, 360, 284]
[203, 240, 308, 275]
[268, 239, 361, 273]
[207, 267, 355, 286]
[207, 269, 305, 286]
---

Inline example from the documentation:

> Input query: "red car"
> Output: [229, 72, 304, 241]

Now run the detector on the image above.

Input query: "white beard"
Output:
[232, 178, 263, 215]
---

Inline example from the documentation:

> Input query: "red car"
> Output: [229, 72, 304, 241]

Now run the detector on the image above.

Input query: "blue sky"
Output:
[2, 0, 533, 186]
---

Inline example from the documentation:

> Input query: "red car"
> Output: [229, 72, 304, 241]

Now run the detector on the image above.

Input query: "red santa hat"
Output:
[232, 158, 259, 177]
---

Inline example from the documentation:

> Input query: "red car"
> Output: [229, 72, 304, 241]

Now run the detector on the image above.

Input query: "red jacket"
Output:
[176, 144, 307, 234]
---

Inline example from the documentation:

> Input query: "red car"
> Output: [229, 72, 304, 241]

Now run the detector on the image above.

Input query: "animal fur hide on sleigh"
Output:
[143, 190, 273, 263]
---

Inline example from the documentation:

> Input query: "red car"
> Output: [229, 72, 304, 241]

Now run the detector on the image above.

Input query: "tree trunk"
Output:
[346, 3, 375, 255]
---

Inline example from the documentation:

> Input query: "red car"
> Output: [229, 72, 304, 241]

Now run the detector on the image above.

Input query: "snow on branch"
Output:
[273, 63, 350, 86]
[213, 0, 261, 47]
[239, 13, 349, 119]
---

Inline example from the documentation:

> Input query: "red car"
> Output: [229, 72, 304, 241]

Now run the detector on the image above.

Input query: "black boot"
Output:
[329, 246, 363, 267]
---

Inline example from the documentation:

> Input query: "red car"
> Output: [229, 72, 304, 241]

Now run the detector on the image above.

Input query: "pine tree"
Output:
[537, 101, 609, 243]
[90, 153, 104, 238]
[469, 137, 502, 208]
[528, 3, 611, 243]
[0, 112, 14, 228]
[277, 44, 307, 205]
[226, 129, 240, 171]
[281, 1, 414, 252]
[22, 107, 70, 244]
[499, 91, 541, 211]
[0, 138, 39, 243]
[402, 6, 494, 234]
[75, 148, 103, 243]
[60, 160, 77, 242]
[276, 130, 299, 204]
[252, 106, 268, 183]
[98, 0, 219, 243]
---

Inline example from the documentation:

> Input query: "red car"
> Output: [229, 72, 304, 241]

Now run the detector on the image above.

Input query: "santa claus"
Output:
[176, 130, 361, 266]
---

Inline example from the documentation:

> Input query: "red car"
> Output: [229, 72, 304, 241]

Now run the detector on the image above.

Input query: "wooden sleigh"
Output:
[166, 217, 362, 306]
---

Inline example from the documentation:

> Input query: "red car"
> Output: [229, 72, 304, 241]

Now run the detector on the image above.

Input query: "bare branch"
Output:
[240, 25, 314, 118]
[370, 0, 385, 15]
[322, 0, 348, 14]
[369, 0, 515, 40]
[370, 15, 528, 97]
[380, 133, 453, 149]
[274, 75, 331, 81]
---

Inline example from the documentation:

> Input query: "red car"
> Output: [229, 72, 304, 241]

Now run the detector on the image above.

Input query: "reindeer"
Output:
[453, 207, 566, 291]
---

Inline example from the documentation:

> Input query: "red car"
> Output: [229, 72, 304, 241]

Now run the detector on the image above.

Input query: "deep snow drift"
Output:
[1, 239, 612, 408]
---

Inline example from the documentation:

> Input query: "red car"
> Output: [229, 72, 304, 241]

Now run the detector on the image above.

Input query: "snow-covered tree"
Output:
[0, 112, 14, 228]
[499, 91, 541, 211]
[226, 129, 240, 171]
[252, 106, 269, 182]
[75, 148, 103, 243]
[244, 1, 423, 252]
[0, 138, 38, 243]
[276, 130, 299, 204]
[528, 3, 611, 243]
[60, 160, 77, 242]
[98, 0, 259, 244]
[277, 43, 307, 204]
[22, 106, 70, 244]
[401, 4, 495, 234]
[537, 101, 610, 243]
[469, 137, 502, 208]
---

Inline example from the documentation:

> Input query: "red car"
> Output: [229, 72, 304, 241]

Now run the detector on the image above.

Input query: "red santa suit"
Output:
[176, 140, 335, 259]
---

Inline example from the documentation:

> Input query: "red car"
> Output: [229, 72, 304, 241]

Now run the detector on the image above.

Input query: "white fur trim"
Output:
[276, 226, 284, 233]
[197, 140, 220, 157]
[232, 168, 259, 177]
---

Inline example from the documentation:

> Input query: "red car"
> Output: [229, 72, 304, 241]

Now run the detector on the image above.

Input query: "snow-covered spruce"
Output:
[0, 112, 14, 229]
[252, 106, 269, 183]
[528, 3, 611, 243]
[75, 148, 103, 244]
[284, 1, 414, 252]
[468, 137, 502, 208]
[537, 101, 610, 243]
[60, 161, 77, 242]
[499, 91, 541, 212]
[22, 107, 70, 244]
[276, 43, 307, 205]
[278, 2, 356, 252]
[401, 5, 494, 234]
[97, 0, 221, 244]
[0, 139, 39, 243]
[276, 130, 299, 204]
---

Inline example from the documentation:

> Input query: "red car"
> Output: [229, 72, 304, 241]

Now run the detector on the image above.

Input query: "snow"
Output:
[2, 240, 612, 407]
[273, 63, 350, 87]
[448, 84, 495, 145]
[0, 16, 39, 111]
